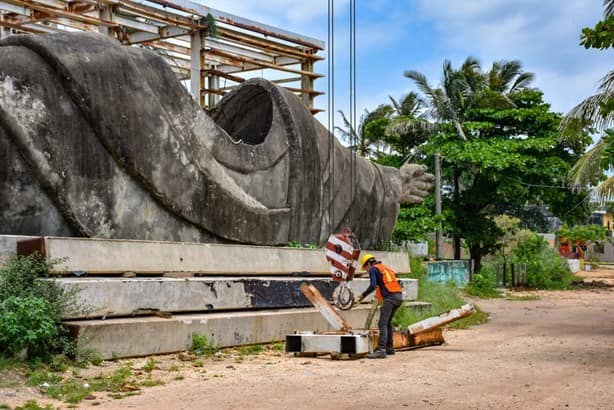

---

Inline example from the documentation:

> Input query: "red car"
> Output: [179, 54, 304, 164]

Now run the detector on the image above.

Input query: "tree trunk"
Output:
[453, 170, 461, 259]
[470, 245, 482, 274]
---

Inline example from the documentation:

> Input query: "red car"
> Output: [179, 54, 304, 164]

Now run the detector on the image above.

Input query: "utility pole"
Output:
[435, 150, 442, 260]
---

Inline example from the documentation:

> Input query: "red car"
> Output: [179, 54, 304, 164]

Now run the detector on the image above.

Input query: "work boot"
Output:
[367, 349, 387, 359]
[386, 347, 395, 355]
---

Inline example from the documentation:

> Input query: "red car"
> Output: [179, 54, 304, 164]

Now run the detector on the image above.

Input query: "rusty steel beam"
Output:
[145, 0, 324, 50]
[391, 328, 445, 350]
[200, 87, 226, 96]
[125, 24, 188, 44]
[283, 86, 324, 96]
[117, 0, 203, 30]
[300, 283, 351, 331]
[207, 48, 323, 78]
[217, 27, 323, 61]
[3, 0, 117, 26]
[202, 68, 244, 84]
[143, 39, 189, 55]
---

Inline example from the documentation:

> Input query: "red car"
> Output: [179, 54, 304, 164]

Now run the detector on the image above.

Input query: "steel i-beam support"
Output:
[190, 29, 204, 106]
[0, 11, 9, 39]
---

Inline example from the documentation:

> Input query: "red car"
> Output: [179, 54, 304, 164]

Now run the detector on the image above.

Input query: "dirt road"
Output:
[4, 274, 613, 410]
[82, 286, 612, 410]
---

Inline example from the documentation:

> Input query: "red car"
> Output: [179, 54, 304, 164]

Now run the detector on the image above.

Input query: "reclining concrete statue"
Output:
[0, 32, 433, 248]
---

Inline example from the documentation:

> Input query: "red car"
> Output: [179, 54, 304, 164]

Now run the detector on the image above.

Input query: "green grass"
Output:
[505, 294, 540, 301]
[14, 401, 53, 410]
[190, 334, 219, 357]
[393, 272, 489, 329]
[0, 403, 10, 409]
[142, 358, 156, 373]
[237, 345, 264, 356]
[139, 378, 164, 388]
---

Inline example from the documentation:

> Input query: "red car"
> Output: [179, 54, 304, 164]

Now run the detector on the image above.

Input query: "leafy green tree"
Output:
[580, 0, 614, 49]
[428, 88, 590, 271]
[391, 196, 442, 243]
[558, 224, 607, 242]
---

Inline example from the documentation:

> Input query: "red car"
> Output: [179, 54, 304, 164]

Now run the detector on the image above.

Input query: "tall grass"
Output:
[395, 266, 488, 329]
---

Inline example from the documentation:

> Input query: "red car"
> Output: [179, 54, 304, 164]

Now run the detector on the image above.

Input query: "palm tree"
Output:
[385, 92, 437, 158]
[561, 0, 614, 199]
[335, 107, 393, 157]
[487, 60, 535, 94]
[404, 57, 534, 257]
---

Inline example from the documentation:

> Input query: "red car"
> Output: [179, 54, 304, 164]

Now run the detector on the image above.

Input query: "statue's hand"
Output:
[399, 163, 435, 204]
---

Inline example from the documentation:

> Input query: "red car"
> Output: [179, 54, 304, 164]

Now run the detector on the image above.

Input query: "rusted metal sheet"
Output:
[408, 304, 475, 335]
[300, 283, 351, 331]
[16, 237, 45, 257]
[391, 328, 445, 349]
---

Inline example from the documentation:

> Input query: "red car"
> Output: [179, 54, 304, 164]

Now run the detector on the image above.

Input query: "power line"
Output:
[327, 0, 335, 233]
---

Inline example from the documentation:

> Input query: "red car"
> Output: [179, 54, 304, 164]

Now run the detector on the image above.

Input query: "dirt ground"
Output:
[3, 269, 614, 410]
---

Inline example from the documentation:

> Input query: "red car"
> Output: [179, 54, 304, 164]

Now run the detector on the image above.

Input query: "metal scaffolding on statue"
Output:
[0, 0, 324, 113]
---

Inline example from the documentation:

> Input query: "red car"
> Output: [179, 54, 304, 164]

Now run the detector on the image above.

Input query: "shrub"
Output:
[0, 296, 59, 357]
[0, 254, 75, 360]
[190, 333, 218, 357]
[512, 232, 575, 289]
[465, 271, 501, 298]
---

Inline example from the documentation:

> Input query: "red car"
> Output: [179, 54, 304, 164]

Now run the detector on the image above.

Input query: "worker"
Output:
[355, 253, 403, 359]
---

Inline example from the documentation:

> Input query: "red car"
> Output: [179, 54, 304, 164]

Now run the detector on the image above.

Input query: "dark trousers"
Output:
[378, 292, 403, 349]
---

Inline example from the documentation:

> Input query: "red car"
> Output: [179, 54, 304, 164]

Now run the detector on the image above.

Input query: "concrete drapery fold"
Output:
[0, 32, 432, 248]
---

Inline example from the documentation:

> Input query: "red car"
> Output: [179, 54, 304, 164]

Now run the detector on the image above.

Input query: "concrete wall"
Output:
[30, 237, 411, 275]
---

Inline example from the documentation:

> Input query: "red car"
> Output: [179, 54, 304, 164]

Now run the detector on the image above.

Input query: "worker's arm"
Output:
[360, 266, 379, 299]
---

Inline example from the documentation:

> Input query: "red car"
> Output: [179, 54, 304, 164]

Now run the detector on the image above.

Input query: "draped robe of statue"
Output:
[0, 33, 433, 248]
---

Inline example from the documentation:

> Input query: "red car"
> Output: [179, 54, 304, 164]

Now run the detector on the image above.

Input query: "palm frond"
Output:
[509, 72, 535, 93]
[599, 69, 614, 93]
[335, 109, 358, 144]
[564, 92, 614, 132]
[404, 70, 438, 102]
[596, 176, 614, 196]
[569, 138, 610, 188]
[386, 116, 438, 136]
[605, 0, 614, 17]
[388, 96, 402, 115]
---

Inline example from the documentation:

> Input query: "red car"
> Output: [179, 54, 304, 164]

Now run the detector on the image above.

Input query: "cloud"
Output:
[412, 0, 609, 112]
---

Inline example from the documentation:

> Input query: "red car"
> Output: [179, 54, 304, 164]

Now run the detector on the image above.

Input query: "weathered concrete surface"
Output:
[0, 234, 35, 262]
[53, 276, 418, 319]
[0, 32, 433, 248]
[65, 306, 379, 359]
[29, 237, 411, 275]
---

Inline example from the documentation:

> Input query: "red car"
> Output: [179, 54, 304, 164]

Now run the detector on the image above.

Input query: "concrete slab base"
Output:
[54, 277, 419, 319]
[65, 306, 379, 359]
[15, 236, 411, 274]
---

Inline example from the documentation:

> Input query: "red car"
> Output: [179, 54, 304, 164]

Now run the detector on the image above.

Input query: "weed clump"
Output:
[0, 254, 77, 361]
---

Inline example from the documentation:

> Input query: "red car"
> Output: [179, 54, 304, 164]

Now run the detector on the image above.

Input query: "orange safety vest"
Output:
[373, 262, 402, 300]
